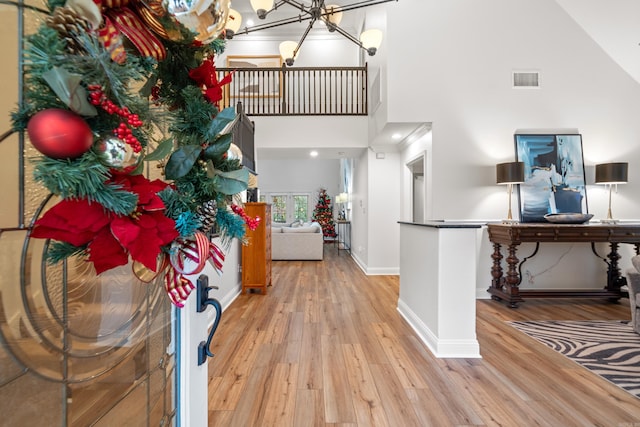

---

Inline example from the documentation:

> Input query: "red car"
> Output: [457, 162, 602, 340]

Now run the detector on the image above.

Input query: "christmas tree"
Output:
[312, 188, 337, 239]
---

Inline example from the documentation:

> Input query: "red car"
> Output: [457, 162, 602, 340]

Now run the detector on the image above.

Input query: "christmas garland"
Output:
[11, 0, 258, 307]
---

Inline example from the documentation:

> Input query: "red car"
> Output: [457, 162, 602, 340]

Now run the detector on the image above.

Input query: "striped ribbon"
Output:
[170, 231, 225, 276]
[132, 231, 225, 307]
[164, 266, 195, 308]
[97, 16, 127, 64]
[165, 231, 226, 307]
[104, 7, 166, 61]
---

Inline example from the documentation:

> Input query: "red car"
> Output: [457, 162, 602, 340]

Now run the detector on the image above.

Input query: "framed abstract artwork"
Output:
[514, 134, 588, 222]
[226, 55, 282, 98]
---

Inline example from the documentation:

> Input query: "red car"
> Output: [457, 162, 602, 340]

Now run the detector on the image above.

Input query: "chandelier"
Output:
[225, 0, 397, 66]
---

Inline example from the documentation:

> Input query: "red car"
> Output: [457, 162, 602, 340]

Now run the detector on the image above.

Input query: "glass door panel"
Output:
[266, 193, 311, 224]
[292, 194, 310, 222]
[0, 5, 176, 423]
[269, 194, 288, 224]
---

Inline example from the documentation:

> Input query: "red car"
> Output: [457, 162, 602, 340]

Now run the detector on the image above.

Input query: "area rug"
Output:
[508, 320, 640, 399]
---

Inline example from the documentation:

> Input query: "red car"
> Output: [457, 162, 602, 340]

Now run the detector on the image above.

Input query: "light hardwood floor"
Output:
[208, 245, 640, 426]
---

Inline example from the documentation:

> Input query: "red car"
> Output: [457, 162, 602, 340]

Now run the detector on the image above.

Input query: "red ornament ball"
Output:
[26, 109, 93, 159]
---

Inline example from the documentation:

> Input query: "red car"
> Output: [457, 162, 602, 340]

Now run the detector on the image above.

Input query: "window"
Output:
[271, 194, 288, 223]
[262, 193, 311, 224]
[292, 194, 309, 222]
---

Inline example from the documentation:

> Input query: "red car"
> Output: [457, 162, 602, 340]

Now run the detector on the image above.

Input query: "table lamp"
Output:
[595, 162, 628, 223]
[496, 162, 525, 222]
[335, 192, 348, 220]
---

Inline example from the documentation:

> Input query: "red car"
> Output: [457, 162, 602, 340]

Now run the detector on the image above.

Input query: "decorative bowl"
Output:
[543, 213, 594, 224]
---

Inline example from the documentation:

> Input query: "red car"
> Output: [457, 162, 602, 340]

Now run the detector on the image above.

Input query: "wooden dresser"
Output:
[241, 202, 272, 295]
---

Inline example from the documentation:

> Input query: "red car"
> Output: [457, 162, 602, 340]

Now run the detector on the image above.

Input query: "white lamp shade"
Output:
[250, 0, 274, 13]
[279, 41, 298, 62]
[336, 193, 348, 203]
[225, 9, 242, 33]
[324, 4, 343, 26]
[359, 29, 383, 50]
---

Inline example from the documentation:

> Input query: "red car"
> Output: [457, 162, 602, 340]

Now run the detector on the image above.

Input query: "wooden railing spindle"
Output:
[216, 66, 368, 116]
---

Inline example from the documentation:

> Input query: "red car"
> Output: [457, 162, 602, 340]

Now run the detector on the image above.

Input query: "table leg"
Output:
[605, 242, 626, 297]
[489, 242, 504, 298]
[504, 243, 523, 307]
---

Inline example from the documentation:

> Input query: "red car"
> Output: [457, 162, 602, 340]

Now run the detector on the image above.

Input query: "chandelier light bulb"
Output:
[239, 1, 395, 60]
[250, 0, 274, 19]
[360, 29, 383, 56]
[225, 9, 242, 39]
[323, 4, 342, 32]
[279, 41, 298, 66]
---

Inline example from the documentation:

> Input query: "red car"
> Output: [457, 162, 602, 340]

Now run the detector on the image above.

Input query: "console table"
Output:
[487, 222, 640, 308]
[335, 220, 351, 254]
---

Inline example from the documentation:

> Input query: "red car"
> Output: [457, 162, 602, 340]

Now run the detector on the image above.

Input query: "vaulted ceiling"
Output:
[555, 0, 640, 85]
[237, 1, 640, 160]
[231, 1, 640, 85]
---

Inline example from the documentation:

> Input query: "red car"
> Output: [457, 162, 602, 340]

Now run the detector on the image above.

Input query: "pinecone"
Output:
[46, 7, 92, 54]
[197, 201, 218, 234]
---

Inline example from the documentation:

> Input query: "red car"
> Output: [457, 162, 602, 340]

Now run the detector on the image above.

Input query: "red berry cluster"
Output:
[231, 204, 261, 231]
[88, 85, 143, 153]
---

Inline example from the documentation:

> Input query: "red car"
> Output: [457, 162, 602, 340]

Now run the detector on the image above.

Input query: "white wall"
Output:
[387, 0, 640, 291]
[258, 158, 341, 204]
[351, 149, 369, 270]
[554, 0, 640, 85]
[366, 149, 401, 274]
[400, 131, 433, 222]
[208, 239, 242, 311]
[228, 1, 640, 285]
[387, 0, 640, 222]
[251, 116, 368, 152]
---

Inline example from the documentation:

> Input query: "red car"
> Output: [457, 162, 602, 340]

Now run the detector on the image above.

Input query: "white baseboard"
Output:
[350, 252, 399, 275]
[367, 267, 400, 275]
[476, 287, 491, 299]
[351, 252, 368, 274]
[397, 299, 481, 359]
[219, 284, 241, 311]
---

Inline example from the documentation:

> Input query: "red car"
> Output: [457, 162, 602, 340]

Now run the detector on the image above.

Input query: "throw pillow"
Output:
[282, 226, 314, 233]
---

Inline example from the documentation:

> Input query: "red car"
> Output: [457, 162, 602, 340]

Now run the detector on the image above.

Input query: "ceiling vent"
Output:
[512, 71, 540, 88]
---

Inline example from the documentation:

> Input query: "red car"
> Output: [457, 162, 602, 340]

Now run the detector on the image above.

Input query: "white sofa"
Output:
[271, 221, 324, 260]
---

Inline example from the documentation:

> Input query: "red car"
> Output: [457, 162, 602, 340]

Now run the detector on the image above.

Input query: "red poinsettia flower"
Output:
[31, 174, 178, 275]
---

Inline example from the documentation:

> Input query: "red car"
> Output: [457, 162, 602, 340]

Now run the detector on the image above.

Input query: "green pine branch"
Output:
[33, 150, 138, 215]
[45, 241, 87, 264]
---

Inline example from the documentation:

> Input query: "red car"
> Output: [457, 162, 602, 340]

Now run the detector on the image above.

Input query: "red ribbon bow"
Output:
[165, 231, 226, 307]
[188, 58, 233, 108]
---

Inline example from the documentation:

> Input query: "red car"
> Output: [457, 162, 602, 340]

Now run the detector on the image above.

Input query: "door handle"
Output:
[195, 274, 222, 366]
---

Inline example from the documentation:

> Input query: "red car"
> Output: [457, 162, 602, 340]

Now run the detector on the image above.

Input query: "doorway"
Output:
[407, 156, 426, 223]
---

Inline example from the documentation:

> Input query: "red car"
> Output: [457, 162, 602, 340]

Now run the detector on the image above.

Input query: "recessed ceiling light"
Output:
[392, 133, 402, 140]
[246, 19, 255, 27]
[310, 150, 319, 157]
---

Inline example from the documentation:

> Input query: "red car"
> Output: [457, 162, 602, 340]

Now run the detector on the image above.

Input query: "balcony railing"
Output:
[216, 65, 368, 116]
